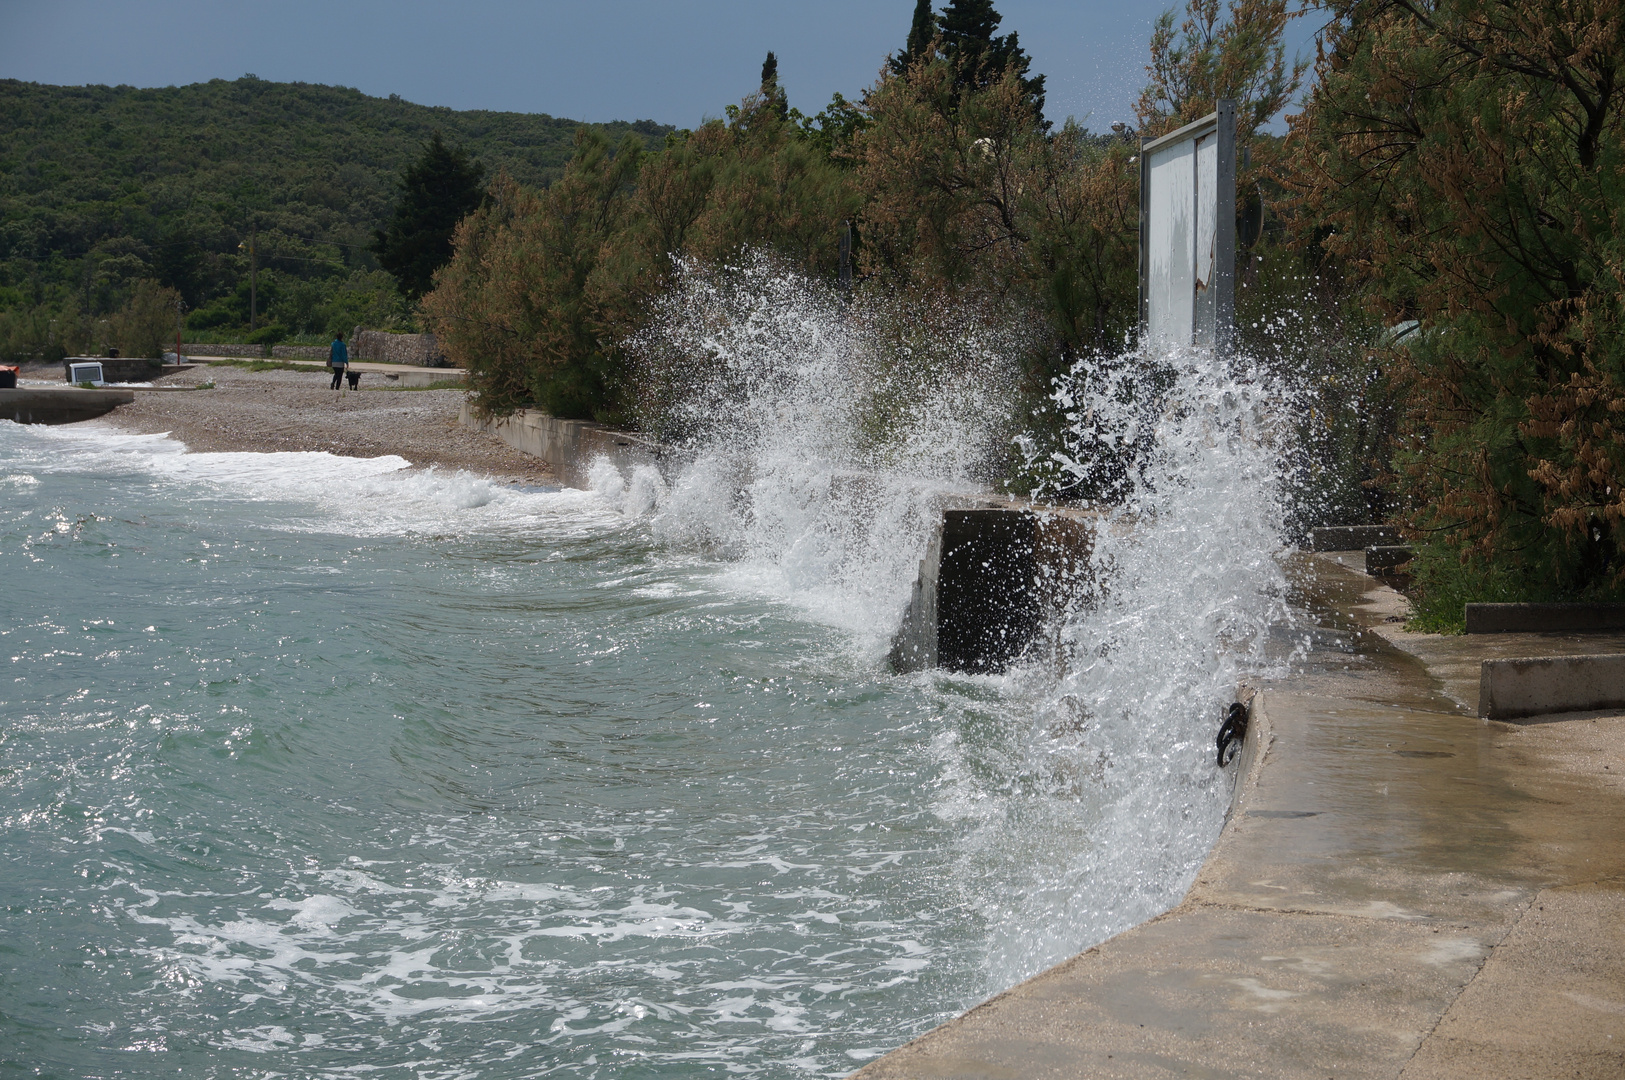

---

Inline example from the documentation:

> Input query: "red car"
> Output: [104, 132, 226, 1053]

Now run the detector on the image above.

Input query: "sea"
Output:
[2, 280, 1296, 1079]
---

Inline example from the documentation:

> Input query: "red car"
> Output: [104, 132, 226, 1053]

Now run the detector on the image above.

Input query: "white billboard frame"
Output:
[1139, 99, 1237, 356]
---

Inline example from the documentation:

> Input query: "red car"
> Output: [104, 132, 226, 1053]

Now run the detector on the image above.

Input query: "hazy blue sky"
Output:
[0, 1, 1322, 130]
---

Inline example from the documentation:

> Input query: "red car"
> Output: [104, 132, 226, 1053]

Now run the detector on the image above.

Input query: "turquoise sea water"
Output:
[0, 423, 1037, 1078]
[1, 391, 1279, 1078]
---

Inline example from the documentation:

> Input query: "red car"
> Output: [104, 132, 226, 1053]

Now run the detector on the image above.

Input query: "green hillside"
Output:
[0, 77, 672, 343]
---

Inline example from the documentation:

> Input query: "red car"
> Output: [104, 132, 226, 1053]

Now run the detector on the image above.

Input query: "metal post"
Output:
[838, 221, 852, 294]
[1137, 136, 1150, 338]
[1214, 98, 1237, 359]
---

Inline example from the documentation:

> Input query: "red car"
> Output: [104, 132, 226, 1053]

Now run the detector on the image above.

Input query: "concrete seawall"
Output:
[851, 553, 1625, 1079]
[458, 403, 666, 489]
[1, 387, 135, 424]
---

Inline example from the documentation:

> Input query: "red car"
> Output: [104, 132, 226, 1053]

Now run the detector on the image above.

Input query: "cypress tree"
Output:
[372, 132, 486, 301]
[890, 0, 938, 75]
[760, 51, 789, 120]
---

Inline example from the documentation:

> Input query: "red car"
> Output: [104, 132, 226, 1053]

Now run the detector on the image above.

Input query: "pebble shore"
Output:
[25, 362, 558, 485]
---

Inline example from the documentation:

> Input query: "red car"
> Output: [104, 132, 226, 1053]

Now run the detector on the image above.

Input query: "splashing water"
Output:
[618, 262, 1296, 990]
[623, 255, 1025, 653]
[968, 347, 1296, 985]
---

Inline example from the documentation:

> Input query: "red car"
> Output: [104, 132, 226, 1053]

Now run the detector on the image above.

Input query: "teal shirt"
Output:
[330, 339, 348, 365]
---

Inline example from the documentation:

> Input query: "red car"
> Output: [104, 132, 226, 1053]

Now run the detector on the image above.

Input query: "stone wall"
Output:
[181, 343, 266, 358]
[270, 345, 331, 360]
[351, 328, 446, 367]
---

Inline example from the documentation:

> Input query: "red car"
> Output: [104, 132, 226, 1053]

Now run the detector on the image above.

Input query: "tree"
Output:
[890, 0, 938, 74]
[371, 132, 487, 301]
[760, 51, 789, 120]
[1288, 0, 1625, 617]
[938, 0, 1046, 120]
[1135, 0, 1304, 140]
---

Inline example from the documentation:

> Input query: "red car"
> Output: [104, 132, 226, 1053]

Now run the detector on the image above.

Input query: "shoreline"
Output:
[853, 552, 1625, 1078]
[22, 360, 558, 486]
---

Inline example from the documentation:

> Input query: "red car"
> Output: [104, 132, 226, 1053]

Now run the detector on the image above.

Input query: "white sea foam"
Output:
[1, 420, 622, 539]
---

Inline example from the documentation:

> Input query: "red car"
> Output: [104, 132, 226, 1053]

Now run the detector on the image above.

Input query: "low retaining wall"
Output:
[1466, 602, 1625, 634]
[1365, 544, 1414, 574]
[1307, 524, 1400, 551]
[271, 345, 331, 361]
[1478, 652, 1625, 719]
[458, 403, 665, 488]
[1, 387, 135, 424]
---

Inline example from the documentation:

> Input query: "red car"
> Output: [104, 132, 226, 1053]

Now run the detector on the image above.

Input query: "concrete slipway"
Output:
[852, 552, 1625, 1079]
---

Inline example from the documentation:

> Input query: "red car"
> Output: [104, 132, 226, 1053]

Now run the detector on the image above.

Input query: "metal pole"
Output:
[838, 221, 852, 294]
[1214, 98, 1237, 360]
[1138, 135, 1151, 341]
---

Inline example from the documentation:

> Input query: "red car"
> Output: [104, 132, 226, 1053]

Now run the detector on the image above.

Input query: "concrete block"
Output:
[890, 508, 1093, 674]
[1478, 653, 1625, 719]
[62, 356, 163, 383]
[1, 388, 135, 424]
[1365, 544, 1414, 574]
[1465, 603, 1625, 634]
[1308, 524, 1400, 551]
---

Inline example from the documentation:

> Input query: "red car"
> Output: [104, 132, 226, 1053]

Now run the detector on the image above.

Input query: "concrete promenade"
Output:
[852, 554, 1625, 1078]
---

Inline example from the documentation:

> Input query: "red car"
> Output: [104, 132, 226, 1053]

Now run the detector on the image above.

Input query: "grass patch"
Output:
[207, 358, 317, 373]
[377, 379, 466, 391]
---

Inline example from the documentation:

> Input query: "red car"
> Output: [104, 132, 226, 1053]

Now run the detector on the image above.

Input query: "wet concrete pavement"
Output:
[852, 554, 1625, 1078]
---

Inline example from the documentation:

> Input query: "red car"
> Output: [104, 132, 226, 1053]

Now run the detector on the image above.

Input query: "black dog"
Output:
[345, 369, 361, 391]
[1217, 700, 1250, 766]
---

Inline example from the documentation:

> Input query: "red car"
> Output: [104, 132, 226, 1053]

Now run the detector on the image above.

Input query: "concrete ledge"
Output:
[1466, 602, 1625, 634]
[1, 387, 135, 424]
[1478, 652, 1625, 719]
[1308, 524, 1399, 551]
[458, 402, 665, 488]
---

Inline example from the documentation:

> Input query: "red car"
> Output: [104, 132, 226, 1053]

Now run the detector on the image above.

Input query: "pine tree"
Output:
[890, 0, 938, 75]
[938, 0, 1045, 120]
[372, 133, 486, 301]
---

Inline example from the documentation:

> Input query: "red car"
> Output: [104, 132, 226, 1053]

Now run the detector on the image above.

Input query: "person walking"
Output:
[329, 331, 348, 391]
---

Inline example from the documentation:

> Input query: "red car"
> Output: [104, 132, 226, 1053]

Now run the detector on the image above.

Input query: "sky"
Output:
[0, 1, 1323, 131]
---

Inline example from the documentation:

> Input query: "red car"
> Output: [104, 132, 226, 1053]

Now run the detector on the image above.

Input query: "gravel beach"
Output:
[25, 361, 558, 485]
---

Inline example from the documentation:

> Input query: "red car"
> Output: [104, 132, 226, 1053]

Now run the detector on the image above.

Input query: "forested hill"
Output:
[0, 77, 673, 314]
